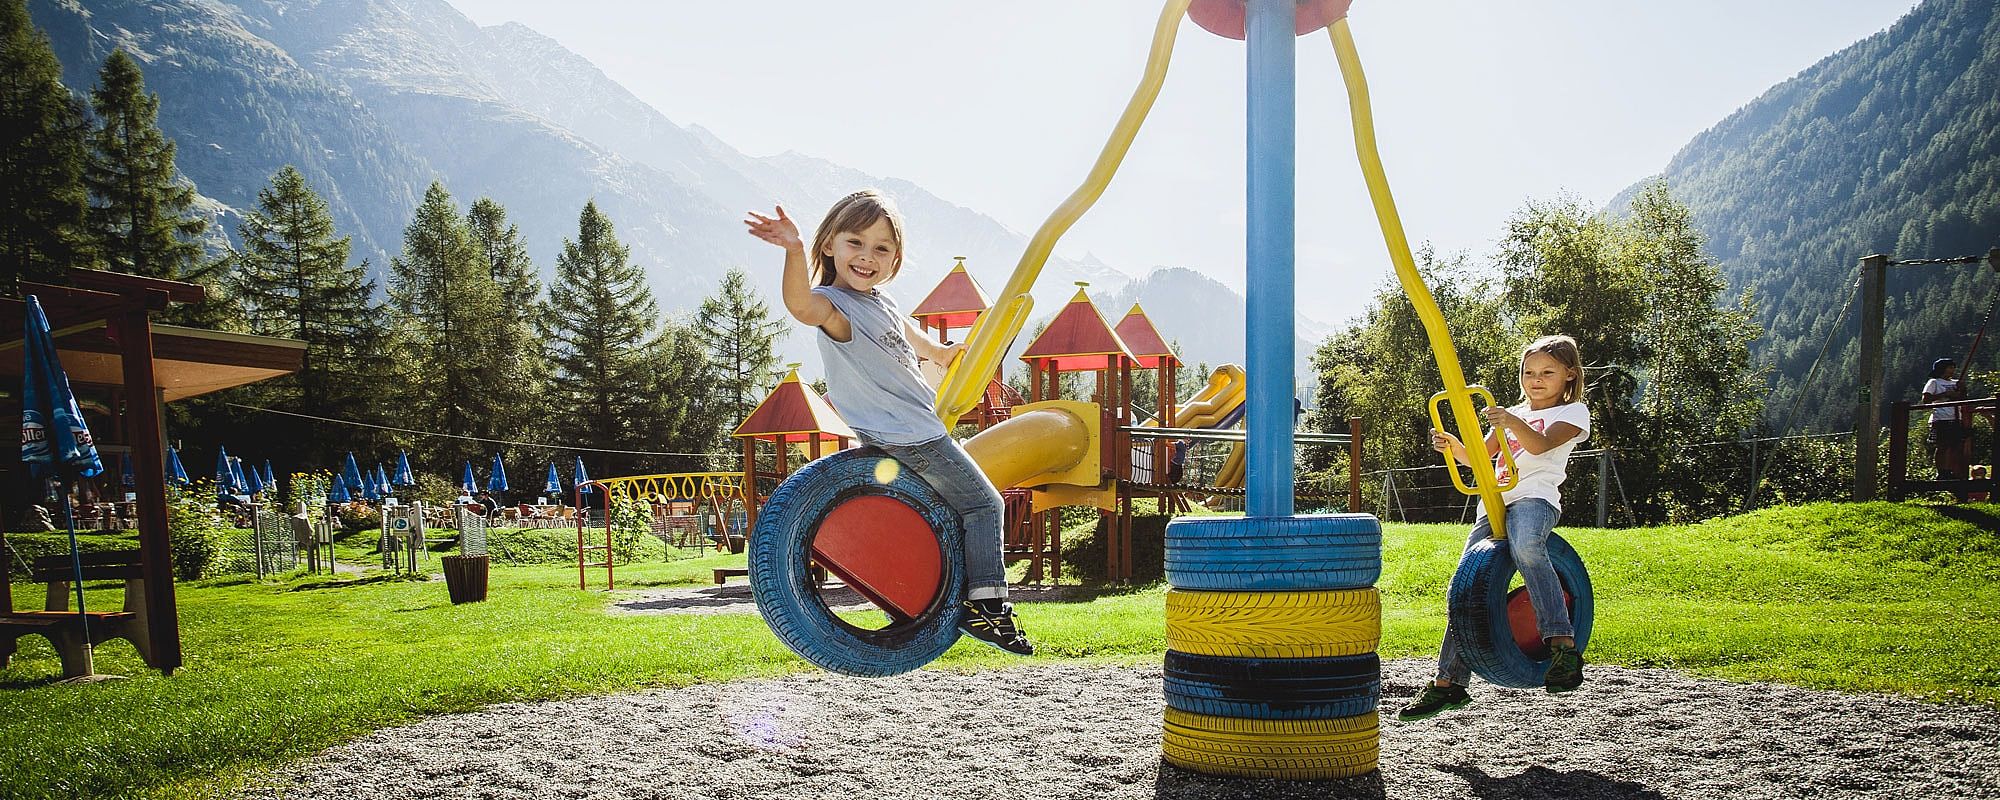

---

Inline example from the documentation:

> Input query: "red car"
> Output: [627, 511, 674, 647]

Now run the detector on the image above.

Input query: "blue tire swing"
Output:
[748, 448, 967, 677]
[1445, 530, 1595, 688]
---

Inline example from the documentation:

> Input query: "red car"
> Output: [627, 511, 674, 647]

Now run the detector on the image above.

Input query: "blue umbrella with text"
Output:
[165, 446, 189, 488]
[19, 295, 105, 671]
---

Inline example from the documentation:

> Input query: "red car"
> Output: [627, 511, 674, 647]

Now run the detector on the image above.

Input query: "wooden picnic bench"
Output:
[0, 550, 157, 678]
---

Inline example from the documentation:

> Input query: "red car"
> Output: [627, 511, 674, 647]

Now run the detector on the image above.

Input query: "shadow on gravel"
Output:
[1154, 762, 1387, 799]
[1439, 764, 1665, 800]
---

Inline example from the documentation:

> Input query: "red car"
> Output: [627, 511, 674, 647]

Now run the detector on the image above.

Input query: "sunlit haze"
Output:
[448, 0, 1921, 327]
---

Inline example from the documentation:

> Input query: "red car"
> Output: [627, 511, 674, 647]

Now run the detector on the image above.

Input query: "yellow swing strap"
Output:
[1324, 18, 1515, 535]
[935, 0, 1196, 426]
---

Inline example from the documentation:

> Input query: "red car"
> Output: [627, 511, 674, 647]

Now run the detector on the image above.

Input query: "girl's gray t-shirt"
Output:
[813, 285, 949, 446]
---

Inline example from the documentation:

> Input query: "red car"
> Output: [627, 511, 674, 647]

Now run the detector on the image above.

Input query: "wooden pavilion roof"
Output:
[732, 369, 856, 441]
[0, 271, 305, 402]
[1020, 287, 1135, 372]
[1113, 304, 1180, 370]
[910, 258, 991, 330]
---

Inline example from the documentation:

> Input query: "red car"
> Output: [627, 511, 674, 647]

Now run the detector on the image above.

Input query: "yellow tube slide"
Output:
[962, 401, 1100, 491]
[1168, 365, 1246, 429]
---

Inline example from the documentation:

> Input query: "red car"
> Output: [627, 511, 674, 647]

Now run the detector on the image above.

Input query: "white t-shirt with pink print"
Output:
[1477, 400, 1591, 518]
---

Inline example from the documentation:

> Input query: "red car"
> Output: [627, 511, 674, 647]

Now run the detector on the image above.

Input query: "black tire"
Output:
[1164, 514, 1381, 591]
[1446, 532, 1594, 689]
[748, 448, 965, 677]
[1163, 651, 1381, 720]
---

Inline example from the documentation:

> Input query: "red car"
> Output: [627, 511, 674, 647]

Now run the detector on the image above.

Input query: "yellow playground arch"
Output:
[573, 471, 747, 589]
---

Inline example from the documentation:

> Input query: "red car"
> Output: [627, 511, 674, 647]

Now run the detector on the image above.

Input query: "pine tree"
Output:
[387, 182, 510, 471]
[541, 201, 662, 475]
[694, 267, 786, 428]
[0, 0, 91, 290]
[82, 49, 204, 282]
[641, 319, 725, 471]
[230, 165, 394, 463]
[464, 197, 546, 439]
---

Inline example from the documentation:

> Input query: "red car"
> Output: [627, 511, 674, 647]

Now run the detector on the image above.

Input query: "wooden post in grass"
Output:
[1855, 254, 1888, 501]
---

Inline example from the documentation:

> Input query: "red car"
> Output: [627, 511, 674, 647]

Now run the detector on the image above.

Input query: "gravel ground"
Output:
[241, 659, 2000, 800]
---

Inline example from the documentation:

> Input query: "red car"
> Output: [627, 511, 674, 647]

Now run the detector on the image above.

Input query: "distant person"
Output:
[1400, 334, 1592, 721]
[745, 189, 1031, 656]
[473, 489, 500, 518]
[1923, 358, 1969, 486]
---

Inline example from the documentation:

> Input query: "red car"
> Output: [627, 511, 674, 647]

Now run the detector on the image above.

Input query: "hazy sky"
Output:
[448, 0, 1920, 326]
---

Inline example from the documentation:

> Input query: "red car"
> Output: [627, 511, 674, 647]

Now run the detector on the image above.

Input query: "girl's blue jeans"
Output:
[1437, 498, 1572, 685]
[868, 435, 1008, 601]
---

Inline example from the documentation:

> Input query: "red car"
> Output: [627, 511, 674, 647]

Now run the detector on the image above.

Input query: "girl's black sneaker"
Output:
[958, 598, 1034, 655]
[1396, 682, 1472, 722]
[1544, 644, 1585, 693]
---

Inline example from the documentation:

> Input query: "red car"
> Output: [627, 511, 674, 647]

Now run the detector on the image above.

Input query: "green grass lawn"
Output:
[1, 501, 1996, 799]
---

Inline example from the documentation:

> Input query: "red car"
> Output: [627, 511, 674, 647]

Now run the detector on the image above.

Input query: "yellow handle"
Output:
[936, 0, 1194, 425]
[1428, 387, 1520, 496]
[1326, 18, 1511, 536]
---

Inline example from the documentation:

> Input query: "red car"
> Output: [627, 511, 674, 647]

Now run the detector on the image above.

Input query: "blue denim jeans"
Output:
[869, 435, 1008, 601]
[1437, 498, 1571, 684]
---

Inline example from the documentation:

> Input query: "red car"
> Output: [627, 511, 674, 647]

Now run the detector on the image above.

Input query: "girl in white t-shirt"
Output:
[1399, 334, 1593, 721]
[1922, 357, 1968, 483]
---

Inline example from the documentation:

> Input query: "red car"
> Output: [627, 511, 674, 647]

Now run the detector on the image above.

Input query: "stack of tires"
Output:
[1160, 514, 1383, 780]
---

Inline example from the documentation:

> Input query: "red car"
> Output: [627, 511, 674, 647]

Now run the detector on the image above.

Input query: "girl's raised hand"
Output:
[744, 205, 803, 251]
[1481, 405, 1519, 430]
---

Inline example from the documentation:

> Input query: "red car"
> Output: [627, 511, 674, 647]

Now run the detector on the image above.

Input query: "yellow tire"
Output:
[1165, 588, 1380, 658]
[1162, 708, 1379, 779]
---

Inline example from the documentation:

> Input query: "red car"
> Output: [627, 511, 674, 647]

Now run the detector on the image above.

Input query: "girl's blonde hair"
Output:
[810, 189, 906, 287]
[1521, 334, 1584, 405]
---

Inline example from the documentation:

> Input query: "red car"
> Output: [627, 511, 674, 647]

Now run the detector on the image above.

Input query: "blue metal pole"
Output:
[1245, 0, 1296, 518]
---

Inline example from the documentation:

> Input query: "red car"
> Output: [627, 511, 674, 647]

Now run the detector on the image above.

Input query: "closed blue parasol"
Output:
[487, 453, 508, 493]
[360, 469, 380, 501]
[19, 295, 105, 668]
[460, 461, 477, 494]
[393, 451, 415, 486]
[327, 473, 351, 503]
[573, 456, 592, 501]
[229, 456, 249, 495]
[215, 446, 235, 496]
[544, 461, 560, 495]
[375, 464, 392, 497]
[262, 460, 277, 490]
[341, 451, 366, 492]
[243, 460, 265, 495]
[165, 446, 189, 487]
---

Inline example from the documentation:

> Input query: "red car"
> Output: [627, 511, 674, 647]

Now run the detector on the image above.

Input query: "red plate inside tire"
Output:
[1506, 586, 1572, 659]
[812, 495, 944, 622]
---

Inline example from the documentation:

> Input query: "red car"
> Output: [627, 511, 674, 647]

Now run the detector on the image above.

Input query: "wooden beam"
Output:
[64, 268, 204, 304]
[112, 310, 179, 674]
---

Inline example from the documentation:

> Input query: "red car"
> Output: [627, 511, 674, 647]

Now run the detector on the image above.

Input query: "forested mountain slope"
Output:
[1615, 0, 1999, 431]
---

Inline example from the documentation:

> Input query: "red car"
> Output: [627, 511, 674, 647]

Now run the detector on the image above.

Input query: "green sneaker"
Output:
[1545, 644, 1585, 693]
[1396, 682, 1472, 722]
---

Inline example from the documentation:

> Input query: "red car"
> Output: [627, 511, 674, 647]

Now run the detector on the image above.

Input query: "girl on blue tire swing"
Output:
[1399, 335, 1592, 722]
[745, 189, 1034, 656]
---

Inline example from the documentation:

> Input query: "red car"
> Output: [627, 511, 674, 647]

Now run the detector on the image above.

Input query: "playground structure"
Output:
[572, 471, 748, 589]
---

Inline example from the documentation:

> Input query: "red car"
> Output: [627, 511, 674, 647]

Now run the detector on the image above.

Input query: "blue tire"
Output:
[748, 448, 965, 677]
[1163, 651, 1381, 720]
[1165, 514, 1381, 591]
[1445, 532, 1594, 688]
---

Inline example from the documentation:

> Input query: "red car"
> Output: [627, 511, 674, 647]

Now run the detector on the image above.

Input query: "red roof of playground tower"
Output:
[731, 369, 856, 442]
[1113, 304, 1180, 370]
[910, 258, 990, 330]
[1020, 287, 1136, 372]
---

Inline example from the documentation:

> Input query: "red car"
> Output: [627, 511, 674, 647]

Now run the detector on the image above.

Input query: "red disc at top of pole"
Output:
[1188, 0, 1353, 40]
